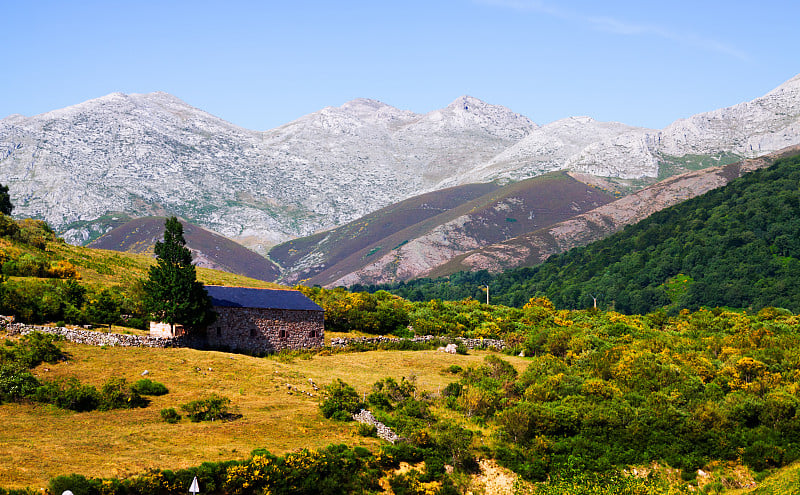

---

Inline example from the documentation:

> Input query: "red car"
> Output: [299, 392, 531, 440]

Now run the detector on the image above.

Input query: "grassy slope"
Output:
[0, 233, 280, 290]
[88, 217, 281, 282]
[289, 172, 614, 286]
[0, 343, 527, 489]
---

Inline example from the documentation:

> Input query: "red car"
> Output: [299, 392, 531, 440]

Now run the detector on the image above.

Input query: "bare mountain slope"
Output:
[270, 182, 503, 285]
[429, 145, 800, 278]
[308, 172, 615, 287]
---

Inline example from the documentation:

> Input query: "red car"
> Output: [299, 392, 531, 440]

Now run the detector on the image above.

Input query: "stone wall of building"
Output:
[205, 307, 324, 354]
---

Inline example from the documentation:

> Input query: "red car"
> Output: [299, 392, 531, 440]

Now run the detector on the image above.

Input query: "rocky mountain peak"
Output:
[1, 74, 799, 253]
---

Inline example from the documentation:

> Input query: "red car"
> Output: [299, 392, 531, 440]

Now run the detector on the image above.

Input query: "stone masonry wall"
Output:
[330, 335, 506, 350]
[353, 409, 400, 443]
[205, 307, 324, 354]
[4, 323, 192, 348]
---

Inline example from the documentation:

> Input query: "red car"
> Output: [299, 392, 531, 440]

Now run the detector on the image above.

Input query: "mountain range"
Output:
[1, 74, 799, 284]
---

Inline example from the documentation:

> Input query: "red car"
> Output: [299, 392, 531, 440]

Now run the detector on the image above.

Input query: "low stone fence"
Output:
[353, 409, 400, 443]
[2, 321, 507, 353]
[330, 335, 506, 350]
[4, 323, 191, 348]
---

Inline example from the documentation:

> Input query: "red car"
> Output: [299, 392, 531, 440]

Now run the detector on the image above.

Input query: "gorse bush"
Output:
[44, 445, 383, 495]
[98, 378, 147, 411]
[160, 408, 182, 424]
[132, 378, 169, 396]
[180, 394, 232, 422]
[320, 379, 365, 421]
[34, 378, 101, 412]
[31, 377, 148, 412]
[0, 363, 39, 402]
[0, 332, 63, 368]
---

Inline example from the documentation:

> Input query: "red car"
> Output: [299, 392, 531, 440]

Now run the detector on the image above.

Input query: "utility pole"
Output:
[482, 285, 490, 305]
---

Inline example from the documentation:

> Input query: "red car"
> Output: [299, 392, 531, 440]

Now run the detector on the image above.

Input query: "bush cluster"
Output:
[0, 278, 146, 327]
[178, 394, 235, 422]
[0, 333, 152, 412]
[47, 444, 381, 495]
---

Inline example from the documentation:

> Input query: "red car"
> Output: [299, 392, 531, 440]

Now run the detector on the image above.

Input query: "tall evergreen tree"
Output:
[0, 183, 13, 215]
[143, 217, 214, 333]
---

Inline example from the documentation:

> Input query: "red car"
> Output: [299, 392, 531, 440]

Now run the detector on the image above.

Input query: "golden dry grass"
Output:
[0, 342, 527, 490]
[3, 236, 282, 290]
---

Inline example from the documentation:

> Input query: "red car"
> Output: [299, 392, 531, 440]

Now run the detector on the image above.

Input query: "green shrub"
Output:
[34, 378, 100, 412]
[132, 378, 169, 396]
[320, 379, 365, 421]
[160, 408, 182, 424]
[48, 473, 102, 495]
[442, 382, 462, 398]
[0, 363, 40, 401]
[0, 332, 63, 368]
[357, 422, 378, 437]
[180, 394, 232, 422]
[98, 377, 148, 411]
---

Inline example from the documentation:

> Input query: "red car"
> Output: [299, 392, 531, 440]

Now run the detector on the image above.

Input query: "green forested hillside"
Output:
[364, 152, 800, 314]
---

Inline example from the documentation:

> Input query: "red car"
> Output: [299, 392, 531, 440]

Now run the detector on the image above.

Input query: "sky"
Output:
[2, 0, 798, 131]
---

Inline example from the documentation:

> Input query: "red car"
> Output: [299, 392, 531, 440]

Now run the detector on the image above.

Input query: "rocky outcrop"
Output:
[3, 74, 798, 256]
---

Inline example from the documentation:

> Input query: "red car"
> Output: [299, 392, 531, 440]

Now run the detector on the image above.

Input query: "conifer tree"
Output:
[143, 217, 214, 333]
[0, 183, 13, 216]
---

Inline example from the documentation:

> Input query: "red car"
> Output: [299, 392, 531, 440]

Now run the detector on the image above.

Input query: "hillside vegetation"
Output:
[89, 216, 281, 282]
[369, 152, 800, 314]
[0, 216, 279, 325]
[3, 299, 799, 493]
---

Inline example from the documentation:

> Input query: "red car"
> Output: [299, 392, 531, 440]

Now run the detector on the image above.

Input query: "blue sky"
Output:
[2, 0, 797, 130]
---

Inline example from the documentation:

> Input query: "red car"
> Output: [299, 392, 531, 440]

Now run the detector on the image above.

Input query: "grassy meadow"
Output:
[0, 340, 527, 490]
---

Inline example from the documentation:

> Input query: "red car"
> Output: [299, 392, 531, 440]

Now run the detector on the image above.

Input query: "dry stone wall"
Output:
[4, 323, 192, 348]
[330, 335, 505, 350]
[353, 409, 400, 443]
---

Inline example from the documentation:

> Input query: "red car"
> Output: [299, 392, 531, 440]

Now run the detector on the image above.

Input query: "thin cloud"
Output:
[477, 0, 750, 61]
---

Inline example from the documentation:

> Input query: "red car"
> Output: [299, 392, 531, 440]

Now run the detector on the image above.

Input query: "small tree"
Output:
[142, 217, 214, 333]
[0, 183, 12, 216]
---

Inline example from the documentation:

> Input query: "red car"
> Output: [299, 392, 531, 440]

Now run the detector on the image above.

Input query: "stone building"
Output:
[150, 286, 325, 352]
[203, 286, 324, 353]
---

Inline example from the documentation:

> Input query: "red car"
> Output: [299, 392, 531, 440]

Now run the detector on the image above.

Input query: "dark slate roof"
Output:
[204, 286, 323, 312]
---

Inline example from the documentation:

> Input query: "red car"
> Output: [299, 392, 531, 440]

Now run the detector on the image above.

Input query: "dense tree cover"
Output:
[143, 216, 214, 332]
[298, 287, 411, 335]
[0, 278, 147, 327]
[365, 153, 800, 315]
[0, 183, 12, 216]
[300, 285, 534, 339]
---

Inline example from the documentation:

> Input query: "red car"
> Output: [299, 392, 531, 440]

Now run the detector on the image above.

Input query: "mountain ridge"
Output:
[1, 74, 799, 265]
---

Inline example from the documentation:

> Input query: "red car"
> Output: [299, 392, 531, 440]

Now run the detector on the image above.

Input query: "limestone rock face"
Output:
[0, 93, 534, 248]
[1, 74, 798, 255]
